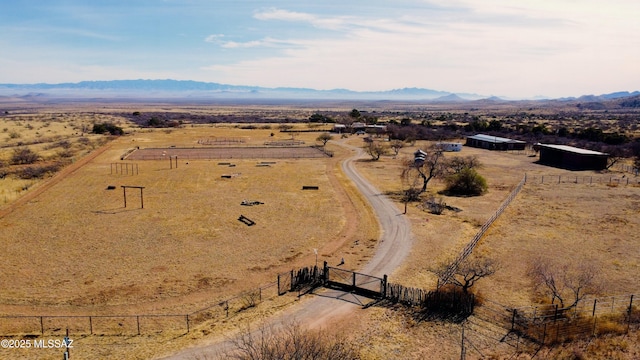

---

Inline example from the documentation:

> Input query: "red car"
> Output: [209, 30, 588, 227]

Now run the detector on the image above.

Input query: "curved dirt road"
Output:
[161, 141, 413, 359]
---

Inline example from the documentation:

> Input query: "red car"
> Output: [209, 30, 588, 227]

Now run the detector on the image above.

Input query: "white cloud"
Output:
[204, 34, 224, 43]
[253, 8, 351, 30]
[199, 1, 640, 97]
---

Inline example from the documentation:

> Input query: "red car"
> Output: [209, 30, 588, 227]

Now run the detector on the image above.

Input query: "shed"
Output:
[465, 134, 526, 151]
[537, 144, 608, 171]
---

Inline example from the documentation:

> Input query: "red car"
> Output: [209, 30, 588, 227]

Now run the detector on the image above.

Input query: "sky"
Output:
[0, 0, 639, 99]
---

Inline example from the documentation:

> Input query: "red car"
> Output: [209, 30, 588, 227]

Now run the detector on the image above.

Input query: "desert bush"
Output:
[16, 163, 62, 179]
[239, 290, 261, 311]
[77, 137, 90, 145]
[56, 140, 72, 149]
[57, 148, 75, 158]
[423, 196, 446, 214]
[223, 321, 357, 360]
[8, 130, 21, 139]
[443, 167, 488, 196]
[11, 147, 40, 165]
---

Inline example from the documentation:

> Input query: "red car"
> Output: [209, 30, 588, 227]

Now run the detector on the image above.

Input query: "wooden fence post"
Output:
[592, 299, 597, 317]
[40, 316, 44, 335]
[89, 316, 93, 335]
[323, 261, 329, 285]
[186, 315, 190, 333]
[290, 270, 294, 292]
[628, 295, 634, 334]
[137, 315, 141, 335]
[382, 274, 388, 299]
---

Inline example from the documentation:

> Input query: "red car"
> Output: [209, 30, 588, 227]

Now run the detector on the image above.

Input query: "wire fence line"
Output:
[0, 282, 283, 337]
[524, 173, 640, 185]
[438, 175, 527, 288]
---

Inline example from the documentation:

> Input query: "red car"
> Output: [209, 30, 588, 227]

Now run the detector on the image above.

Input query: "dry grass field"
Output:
[0, 104, 638, 359]
[330, 137, 640, 359]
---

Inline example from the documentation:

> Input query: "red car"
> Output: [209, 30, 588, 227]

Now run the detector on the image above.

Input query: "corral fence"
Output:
[126, 146, 329, 160]
[525, 173, 640, 185]
[438, 175, 526, 288]
[277, 265, 325, 296]
[264, 140, 305, 146]
[198, 137, 246, 145]
[385, 283, 475, 319]
[509, 294, 638, 345]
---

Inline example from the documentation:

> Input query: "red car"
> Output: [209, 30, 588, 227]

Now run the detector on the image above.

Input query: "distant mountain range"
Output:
[0, 79, 638, 103]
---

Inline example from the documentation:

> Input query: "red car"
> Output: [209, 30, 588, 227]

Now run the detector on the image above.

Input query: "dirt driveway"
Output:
[160, 139, 414, 359]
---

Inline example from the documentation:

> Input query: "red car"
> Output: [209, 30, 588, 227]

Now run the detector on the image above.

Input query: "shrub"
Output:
[11, 147, 40, 165]
[92, 123, 124, 135]
[16, 163, 62, 179]
[444, 168, 487, 196]
[225, 321, 357, 360]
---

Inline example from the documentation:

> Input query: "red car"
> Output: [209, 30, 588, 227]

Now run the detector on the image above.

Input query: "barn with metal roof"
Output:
[537, 144, 609, 170]
[465, 134, 526, 151]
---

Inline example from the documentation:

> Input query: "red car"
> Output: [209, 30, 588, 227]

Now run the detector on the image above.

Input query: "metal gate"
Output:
[325, 266, 386, 299]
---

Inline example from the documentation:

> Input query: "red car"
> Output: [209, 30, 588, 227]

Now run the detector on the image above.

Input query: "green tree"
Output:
[316, 132, 333, 147]
[309, 113, 330, 123]
[444, 167, 487, 196]
[92, 123, 124, 135]
[349, 109, 361, 119]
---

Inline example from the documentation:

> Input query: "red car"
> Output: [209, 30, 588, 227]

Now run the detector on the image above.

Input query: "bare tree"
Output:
[402, 145, 446, 194]
[435, 255, 498, 293]
[528, 257, 602, 309]
[364, 141, 387, 161]
[389, 140, 404, 157]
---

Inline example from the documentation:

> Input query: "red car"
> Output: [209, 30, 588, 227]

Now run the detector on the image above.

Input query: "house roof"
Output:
[538, 144, 608, 156]
[467, 134, 525, 144]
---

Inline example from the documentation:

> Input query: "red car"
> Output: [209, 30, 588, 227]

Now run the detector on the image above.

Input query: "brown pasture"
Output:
[0, 126, 377, 314]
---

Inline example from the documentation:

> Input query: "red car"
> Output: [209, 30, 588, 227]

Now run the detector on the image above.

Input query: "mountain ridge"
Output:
[0, 79, 638, 102]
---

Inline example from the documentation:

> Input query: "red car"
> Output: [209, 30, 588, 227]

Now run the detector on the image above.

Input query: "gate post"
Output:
[352, 272, 357, 291]
[290, 270, 294, 292]
[323, 261, 329, 285]
[382, 274, 388, 299]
